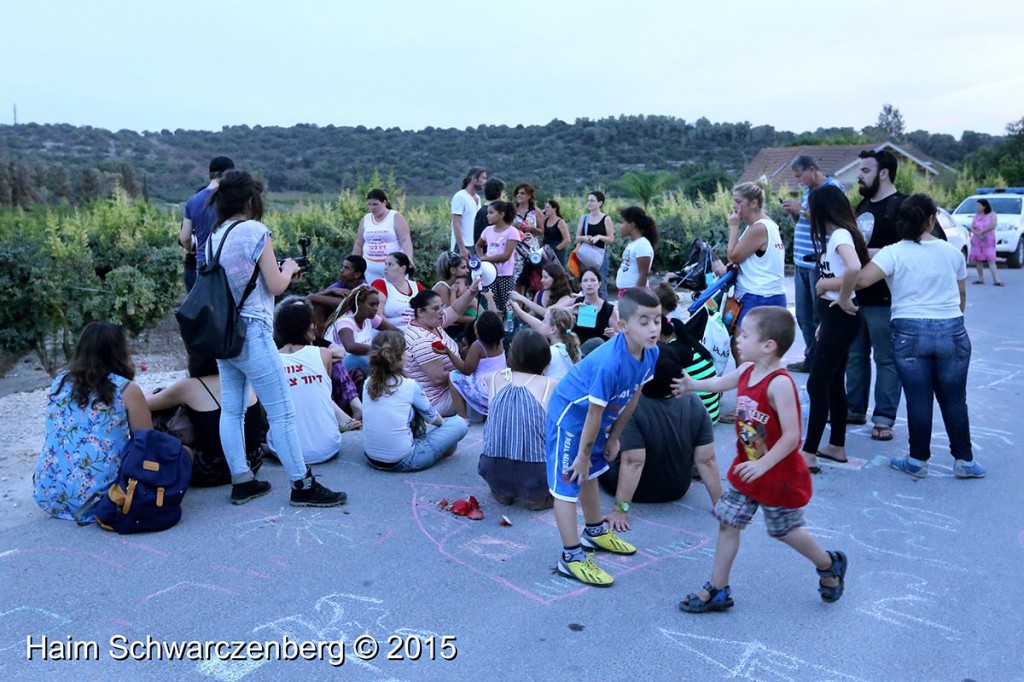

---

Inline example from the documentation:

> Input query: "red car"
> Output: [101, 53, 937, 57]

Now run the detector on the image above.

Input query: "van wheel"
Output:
[1008, 237, 1024, 269]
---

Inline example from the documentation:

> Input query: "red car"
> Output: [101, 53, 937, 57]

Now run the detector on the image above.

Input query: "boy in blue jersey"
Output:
[547, 288, 662, 586]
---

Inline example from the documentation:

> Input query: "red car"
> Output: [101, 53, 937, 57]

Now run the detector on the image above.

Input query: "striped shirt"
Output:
[793, 176, 844, 268]
[483, 375, 550, 463]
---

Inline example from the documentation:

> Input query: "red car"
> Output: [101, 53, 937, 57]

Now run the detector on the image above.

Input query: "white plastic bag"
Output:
[702, 310, 732, 376]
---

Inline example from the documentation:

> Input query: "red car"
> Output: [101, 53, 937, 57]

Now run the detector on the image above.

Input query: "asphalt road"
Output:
[2, 271, 1021, 682]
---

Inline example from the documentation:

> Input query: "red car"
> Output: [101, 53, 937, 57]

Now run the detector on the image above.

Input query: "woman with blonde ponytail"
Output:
[360, 331, 468, 472]
[726, 178, 787, 327]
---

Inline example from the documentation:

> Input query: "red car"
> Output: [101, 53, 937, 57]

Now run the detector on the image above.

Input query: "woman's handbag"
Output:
[722, 295, 743, 335]
[575, 242, 604, 270]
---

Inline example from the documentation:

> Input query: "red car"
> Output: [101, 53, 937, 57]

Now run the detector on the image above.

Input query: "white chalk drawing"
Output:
[660, 630, 871, 681]
[862, 492, 961, 533]
[855, 571, 962, 642]
[235, 507, 361, 548]
[0, 606, 71, 652]
[849, 530, 964, 572]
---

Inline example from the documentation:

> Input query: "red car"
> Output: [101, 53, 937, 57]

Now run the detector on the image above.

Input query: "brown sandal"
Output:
[871, 425, 894, 441]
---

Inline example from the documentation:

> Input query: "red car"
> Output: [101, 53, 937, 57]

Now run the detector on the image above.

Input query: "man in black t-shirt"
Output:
[842, 149, 905, 441]
[473, 177, 506, 244]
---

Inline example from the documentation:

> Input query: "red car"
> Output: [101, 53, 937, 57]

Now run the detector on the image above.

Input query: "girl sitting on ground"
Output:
[443, 311, 508, 417]
[509, 303, 580, 379]
[361, 331, 469, 472]
[479, 329, 556, 510]
[326, 284, 397, 375]
[35, 321, 152, 521]
[146, 352, 266, 487]
[509, 262, 576, 317]
[275, 297, 361, 465]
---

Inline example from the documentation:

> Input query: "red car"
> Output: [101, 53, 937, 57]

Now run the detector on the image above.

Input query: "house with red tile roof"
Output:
[737, 142, 956, 192]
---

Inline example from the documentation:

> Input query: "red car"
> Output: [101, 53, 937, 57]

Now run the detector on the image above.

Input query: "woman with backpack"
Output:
[34, 321, 153, 521]
[207, 170, 346, 507]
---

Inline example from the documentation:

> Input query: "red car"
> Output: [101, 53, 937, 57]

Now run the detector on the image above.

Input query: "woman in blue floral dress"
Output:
[34, 322, 152, 521]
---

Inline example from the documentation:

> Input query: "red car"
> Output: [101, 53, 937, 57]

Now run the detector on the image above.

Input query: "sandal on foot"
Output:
[817, 550, 848, 603]
[972, 280, 985, 285]
[816, 450, 849, 464]
[994, 281, 1006, 287]
[871, 425, 894, 441]
[679, 581, 734, 613]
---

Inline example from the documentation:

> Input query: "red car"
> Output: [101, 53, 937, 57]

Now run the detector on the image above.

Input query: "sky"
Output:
[3, 0, 1022, 139]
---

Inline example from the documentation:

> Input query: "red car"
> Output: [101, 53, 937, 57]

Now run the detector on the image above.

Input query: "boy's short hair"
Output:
[618, 288, 661, 321]
[345, 254, 367, 275]
[743, 306, 795, 357]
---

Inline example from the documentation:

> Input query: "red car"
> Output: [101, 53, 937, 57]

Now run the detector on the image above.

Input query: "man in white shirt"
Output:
[451, 167, 487, 257]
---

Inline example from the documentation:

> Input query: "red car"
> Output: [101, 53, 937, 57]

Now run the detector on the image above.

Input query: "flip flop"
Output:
[816, 451, 849, 464]
[994, 282, 1006, 287]
[972, 280, 985, 285]
[871, 425, 894, 441]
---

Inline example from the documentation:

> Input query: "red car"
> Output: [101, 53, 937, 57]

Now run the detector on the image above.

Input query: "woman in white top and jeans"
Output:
[726, 180, 787, 325]
[801, 186, 869, 472]
[208, 170, 345, 507]
[856, 194, 984, 480]
[353, 189, 414, 282]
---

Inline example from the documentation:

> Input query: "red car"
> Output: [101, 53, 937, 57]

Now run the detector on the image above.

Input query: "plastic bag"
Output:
[702, 310, 732, 376]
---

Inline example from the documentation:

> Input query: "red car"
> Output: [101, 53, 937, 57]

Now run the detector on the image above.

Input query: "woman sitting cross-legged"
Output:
[275, 297, 361, 466]
[35, 321, 153, 521]
[478, 329, 557, 510]
[361, 331, 469, 472]
[146, 351, 267, 487]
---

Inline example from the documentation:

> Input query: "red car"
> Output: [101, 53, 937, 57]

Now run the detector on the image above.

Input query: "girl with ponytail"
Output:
[615, 205, 658, 293]
[361, 331, 469, 472]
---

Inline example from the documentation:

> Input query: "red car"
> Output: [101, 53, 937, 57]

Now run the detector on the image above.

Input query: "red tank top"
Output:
[727, 365, 812, 508]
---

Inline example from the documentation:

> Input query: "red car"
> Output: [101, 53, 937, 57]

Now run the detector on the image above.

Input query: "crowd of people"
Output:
[33, 154, 988, 609]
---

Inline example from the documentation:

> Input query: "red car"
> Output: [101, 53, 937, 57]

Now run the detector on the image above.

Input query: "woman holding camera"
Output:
[208, 170, 346, 507]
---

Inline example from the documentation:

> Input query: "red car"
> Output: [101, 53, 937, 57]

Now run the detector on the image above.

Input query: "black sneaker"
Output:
[231, 479, 271, 505]
[290, 474, 347, 507]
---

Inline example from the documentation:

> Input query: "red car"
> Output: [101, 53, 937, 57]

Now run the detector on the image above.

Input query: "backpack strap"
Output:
[207, 220, 244, 266]
[208, 220, 261, 309]
[74, 490, 105, 526]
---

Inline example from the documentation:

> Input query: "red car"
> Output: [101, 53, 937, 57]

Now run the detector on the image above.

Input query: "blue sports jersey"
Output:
[547, 333, 659, 448]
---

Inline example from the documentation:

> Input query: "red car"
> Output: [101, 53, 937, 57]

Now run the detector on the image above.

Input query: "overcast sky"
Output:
[4, 0, 1021, 138]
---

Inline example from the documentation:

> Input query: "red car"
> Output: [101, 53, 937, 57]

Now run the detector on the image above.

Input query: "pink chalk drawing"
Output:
[409, 481, 711, 605]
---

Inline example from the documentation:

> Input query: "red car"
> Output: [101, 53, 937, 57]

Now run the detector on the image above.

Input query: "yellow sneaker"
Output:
[558, 554, 614, 587]
[580, 529, 637, 555]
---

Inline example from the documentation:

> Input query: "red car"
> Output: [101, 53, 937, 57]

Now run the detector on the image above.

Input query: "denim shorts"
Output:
[736, 293, 788, 327]
[712, 487, 805, 538]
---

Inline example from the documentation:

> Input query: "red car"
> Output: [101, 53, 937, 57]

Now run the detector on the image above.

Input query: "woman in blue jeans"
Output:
[208, 170, 347, 506]
[856, 194, 985, 479]
[723, 181, 787, 419]
[361, 331, 468, 471]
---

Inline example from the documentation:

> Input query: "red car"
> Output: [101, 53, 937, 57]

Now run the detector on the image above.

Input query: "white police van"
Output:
[951, 188, 1024, 268]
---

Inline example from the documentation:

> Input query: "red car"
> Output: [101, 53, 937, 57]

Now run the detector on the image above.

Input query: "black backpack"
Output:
[175, 220, 259, 359]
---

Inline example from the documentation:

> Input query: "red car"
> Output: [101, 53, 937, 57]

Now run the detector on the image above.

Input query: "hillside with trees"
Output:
[0, 114, 1009, 206]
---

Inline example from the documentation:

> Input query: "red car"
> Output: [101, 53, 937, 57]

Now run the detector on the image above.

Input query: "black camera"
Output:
[278, 236, 312, 272]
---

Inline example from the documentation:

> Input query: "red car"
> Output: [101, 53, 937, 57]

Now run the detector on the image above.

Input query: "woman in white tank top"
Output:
[726, 180, 787, 320]
[354, 189, 414, 282]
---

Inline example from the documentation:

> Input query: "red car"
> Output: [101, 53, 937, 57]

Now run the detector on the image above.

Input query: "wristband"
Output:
[614, 501, 631, 513]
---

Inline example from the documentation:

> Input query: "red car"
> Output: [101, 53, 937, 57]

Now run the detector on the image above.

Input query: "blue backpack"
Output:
[78, 430, 192, 534]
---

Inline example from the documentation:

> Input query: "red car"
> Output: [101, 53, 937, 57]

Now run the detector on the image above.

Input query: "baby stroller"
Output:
[667, 236, 720, 294]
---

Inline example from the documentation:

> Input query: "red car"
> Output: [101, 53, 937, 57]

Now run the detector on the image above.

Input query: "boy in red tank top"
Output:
[671, 306, 847, 612]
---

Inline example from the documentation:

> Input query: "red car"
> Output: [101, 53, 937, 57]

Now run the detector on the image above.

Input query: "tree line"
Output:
[0, 114, 1017, 208]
